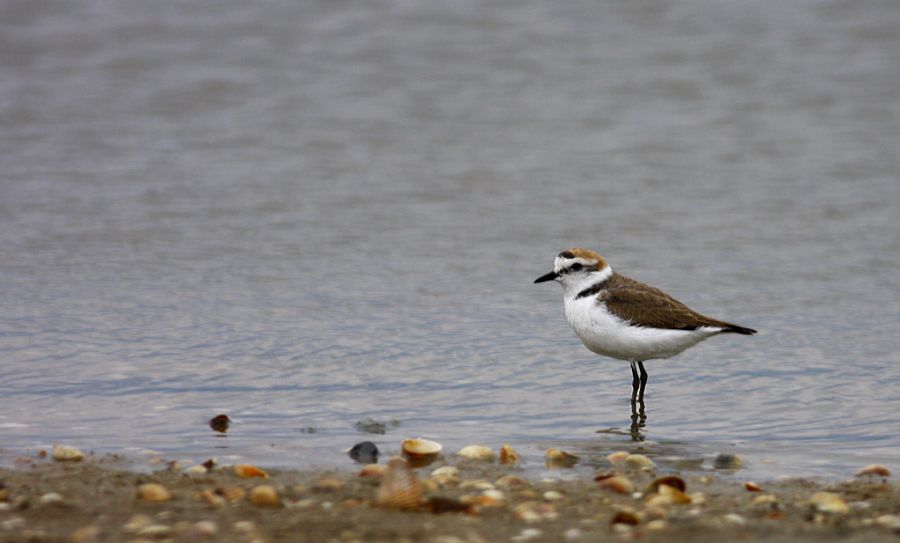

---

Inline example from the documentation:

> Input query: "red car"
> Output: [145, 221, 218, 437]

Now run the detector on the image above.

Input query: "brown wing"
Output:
[599, 274, 735, 331]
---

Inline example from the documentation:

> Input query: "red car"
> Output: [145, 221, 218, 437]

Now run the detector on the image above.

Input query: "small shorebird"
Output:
[535, 248, 756, 404]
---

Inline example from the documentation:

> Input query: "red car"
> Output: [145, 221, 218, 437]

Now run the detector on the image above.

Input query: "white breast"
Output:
[563, 296, 718, 362]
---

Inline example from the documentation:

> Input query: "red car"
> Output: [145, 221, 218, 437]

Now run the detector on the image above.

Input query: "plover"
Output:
[535, 248, 756, 403]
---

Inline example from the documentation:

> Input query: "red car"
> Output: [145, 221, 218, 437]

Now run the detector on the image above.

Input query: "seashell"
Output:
[431, 466, 459, 478]
[375, 457, 422, 510]
[136, 483, 171, 502]
[810, 492, 849, 514]
[401, 437, 442, 458]
[645, 494, 673, 507]
[658, 484, 692, 504]
[358, 464, 387, 479]
[645, 519, 668, 531]
[513, 502, 542, 523]
[857, 464, 891, 477]
[248, 485, 280, 507]
[312, 476, 342, 492]
[607, 451, 630, 464]
[197, 489, 225, 508]
[597, 475, 634, 494]
[545, 448, 579, 468]
[215, 486, 246, 502]
[52, 445, 84, 462]
[457, 445, 496, 461]
[471, 492, 505, 508]
[624, 454, 654, 470]
[610, 510, 641, 526]
[744, 481, 763, 492]
[713, 453, 743, 470]
[233, 464, 268, 479]
[723, 513, 746, 526]
[647, 476, 686, 494]
[499, 444, 521, 465]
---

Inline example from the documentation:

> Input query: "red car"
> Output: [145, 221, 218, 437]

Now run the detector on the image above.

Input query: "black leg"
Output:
[630, 361, 639, 403]
[638, 361, 648, 403]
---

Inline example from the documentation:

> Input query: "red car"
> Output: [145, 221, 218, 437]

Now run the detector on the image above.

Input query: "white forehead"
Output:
[553, 255, 598, 274]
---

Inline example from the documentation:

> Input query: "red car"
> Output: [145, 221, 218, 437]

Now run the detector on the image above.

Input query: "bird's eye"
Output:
[570, 263, 583, 272]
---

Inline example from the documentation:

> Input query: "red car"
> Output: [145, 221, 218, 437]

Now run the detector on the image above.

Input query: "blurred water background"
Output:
[1, 0, 899, 479]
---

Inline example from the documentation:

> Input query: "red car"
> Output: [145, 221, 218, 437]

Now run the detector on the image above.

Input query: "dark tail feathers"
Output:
[722, 324, 757, 335]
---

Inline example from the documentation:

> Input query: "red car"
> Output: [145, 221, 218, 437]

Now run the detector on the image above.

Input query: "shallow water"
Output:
[1, 0, 899, 479]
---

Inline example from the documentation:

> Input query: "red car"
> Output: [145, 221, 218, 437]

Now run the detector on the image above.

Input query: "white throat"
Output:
[560, 265, 613, 301]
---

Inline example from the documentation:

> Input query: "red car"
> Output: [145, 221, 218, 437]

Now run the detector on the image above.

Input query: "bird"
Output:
[534, 248, 756, 405]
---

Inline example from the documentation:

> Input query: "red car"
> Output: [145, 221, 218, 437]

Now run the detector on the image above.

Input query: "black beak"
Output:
[534, 271, 558, 284]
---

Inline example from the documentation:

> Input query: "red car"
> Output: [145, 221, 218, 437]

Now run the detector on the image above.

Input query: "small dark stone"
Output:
[348, 441, 379, 464]
[354, 417, 387, 434]
[713, 453, 744, 470]
[209, 414, 230, 433]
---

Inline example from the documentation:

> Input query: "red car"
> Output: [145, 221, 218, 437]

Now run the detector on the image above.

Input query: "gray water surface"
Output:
[2, 0, 899, 479]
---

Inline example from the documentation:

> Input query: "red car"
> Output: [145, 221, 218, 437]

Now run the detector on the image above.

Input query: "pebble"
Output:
[543, 490, 564, 501]
[723, 513, 746, 526]
[457, 445, 496, 461]
[51, 445, 84, 462]
[495, 475, 529, 489]
[70, 525, 101, 543]
[137, 524, 173, 538]
[459, 479, 495, 491]
[184, 465, 208, 476]
[197, 490, 226, 508]
[1, 517, 25, 531]
[645, 519, 668, 531]
[564, 527, 582, 541]
[208, 414, 230, 433]
[38, 492, 64, 506]
[232, 520, 258, 534]
[354, 417, 388, 435]
[122, 514, 153, 533]
[249, 485, 280, 507]
[876, 514, 900, 533]
[348, 441, 379, 464]
[752, 494, 778, 506]
[713, 453, 743, 470]
[512, 528, 543, 542]
[312, 476, 343, 492]
[136, 483, 172, 502]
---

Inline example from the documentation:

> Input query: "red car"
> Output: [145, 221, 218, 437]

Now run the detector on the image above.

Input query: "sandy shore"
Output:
[0, 450, 898, 543]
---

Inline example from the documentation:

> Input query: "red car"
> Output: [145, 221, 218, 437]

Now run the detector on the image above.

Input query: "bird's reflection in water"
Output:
[630, 396, 647, 441]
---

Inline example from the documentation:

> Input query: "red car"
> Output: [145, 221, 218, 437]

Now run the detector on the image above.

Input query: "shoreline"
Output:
[1, 448, 898, 542]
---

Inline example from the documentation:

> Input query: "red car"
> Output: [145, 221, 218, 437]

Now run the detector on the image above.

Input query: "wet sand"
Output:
[1, 450, 898, 543]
